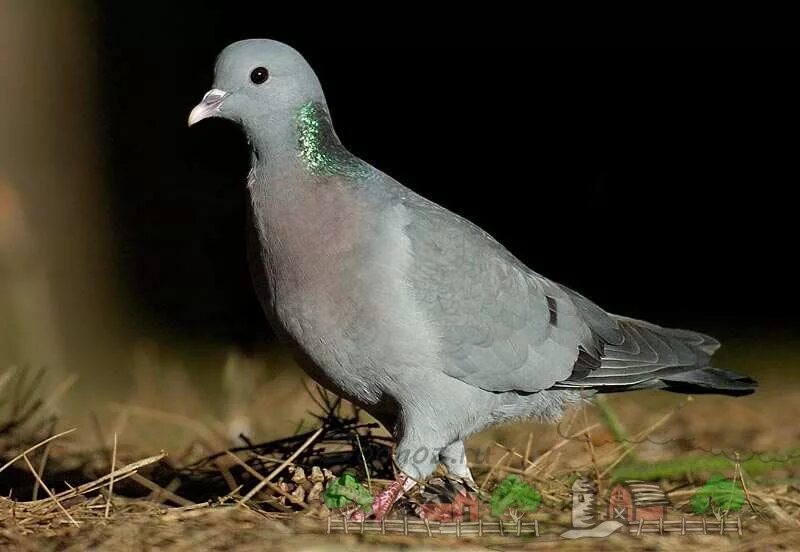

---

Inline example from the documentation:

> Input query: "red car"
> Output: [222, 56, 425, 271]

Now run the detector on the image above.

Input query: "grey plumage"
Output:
[190, 39, 756, 481]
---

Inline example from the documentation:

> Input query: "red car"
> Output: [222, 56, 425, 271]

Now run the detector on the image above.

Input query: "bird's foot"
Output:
[348, 474, 414, 521]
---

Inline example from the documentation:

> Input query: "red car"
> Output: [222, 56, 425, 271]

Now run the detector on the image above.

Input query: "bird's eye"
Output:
[250, 67, 269, 85]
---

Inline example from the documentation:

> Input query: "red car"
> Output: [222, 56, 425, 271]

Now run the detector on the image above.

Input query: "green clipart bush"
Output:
[322, 472, 374, 513]
[691, 473, 745, 516]
[489, 475, 542, 521]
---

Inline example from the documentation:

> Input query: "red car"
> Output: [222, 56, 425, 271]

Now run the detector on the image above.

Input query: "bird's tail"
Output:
[657, 366, 758, 397]
[556, 316, 757, 397]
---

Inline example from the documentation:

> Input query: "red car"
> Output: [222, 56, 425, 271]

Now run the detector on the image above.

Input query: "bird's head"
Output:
[188, 39, 325, 134]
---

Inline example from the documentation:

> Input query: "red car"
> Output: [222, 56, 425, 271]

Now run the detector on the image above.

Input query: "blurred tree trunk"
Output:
[0, 2, 130, 399]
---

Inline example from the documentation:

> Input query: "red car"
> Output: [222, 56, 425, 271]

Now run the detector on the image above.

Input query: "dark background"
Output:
[93, 6, 799, 347]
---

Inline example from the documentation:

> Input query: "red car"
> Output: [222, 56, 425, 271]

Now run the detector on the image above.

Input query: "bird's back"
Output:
[393, 177, 756, 397]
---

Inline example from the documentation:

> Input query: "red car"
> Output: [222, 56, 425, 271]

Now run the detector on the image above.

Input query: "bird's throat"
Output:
[295, 101, 370, 178]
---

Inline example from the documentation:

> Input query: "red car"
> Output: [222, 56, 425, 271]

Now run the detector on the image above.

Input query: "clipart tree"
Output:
[489, 475, 542, 522]
[322, 472, 374, 514]
[691, 473, 745, 518]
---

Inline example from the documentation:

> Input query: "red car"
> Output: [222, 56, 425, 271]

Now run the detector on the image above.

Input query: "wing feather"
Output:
[404, 196, 597, 392]
[401, 191, 722, 395]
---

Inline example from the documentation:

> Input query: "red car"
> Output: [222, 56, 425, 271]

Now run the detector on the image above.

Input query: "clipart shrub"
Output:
[323, 472, 374, 513]
[691, 473, 745, 517]
[489, 475, 542, 521]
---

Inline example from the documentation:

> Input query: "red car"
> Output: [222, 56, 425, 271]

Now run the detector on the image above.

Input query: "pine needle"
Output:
[104, 433, 118, 518]
[22, 453, 78, 527]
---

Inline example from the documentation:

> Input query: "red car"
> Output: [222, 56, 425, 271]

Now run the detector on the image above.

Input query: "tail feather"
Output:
[554, 316, 757, 397]
[659, 367, 757, 397]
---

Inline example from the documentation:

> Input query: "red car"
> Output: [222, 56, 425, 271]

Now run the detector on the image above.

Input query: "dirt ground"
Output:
[1, 337, 798, 551]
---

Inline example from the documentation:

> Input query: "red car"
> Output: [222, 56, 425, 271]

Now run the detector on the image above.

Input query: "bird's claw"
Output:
[345, 475, 411, 521]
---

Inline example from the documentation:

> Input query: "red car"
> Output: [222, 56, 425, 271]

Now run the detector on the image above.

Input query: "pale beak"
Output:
[188, 89, 229, 127]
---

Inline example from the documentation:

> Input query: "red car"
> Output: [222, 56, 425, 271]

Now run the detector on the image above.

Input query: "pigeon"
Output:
[189, 39, 757, 519]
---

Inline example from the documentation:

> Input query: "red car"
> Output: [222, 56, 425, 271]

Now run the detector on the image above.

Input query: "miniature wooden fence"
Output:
[630, 516, 742, 536]
[327, 515, 540, 537]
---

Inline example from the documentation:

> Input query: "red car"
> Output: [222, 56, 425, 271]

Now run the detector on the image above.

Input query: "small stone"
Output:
[309, 466, 325, 484]
[292, 466, 307, 484]
[291, 484, 306, 504]
[307, 481, 324, 503]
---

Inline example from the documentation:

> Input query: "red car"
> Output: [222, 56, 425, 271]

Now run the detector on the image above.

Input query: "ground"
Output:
[0, 337, 798, 550]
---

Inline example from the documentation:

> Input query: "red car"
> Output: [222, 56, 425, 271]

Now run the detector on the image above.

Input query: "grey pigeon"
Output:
[189, 39, 756, 517]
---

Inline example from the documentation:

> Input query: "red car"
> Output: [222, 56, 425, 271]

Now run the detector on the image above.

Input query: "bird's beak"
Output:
[188, 89, 229, 127]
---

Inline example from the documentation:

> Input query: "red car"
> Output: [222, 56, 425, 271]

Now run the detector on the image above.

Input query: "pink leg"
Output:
[350, 474, 414, 521]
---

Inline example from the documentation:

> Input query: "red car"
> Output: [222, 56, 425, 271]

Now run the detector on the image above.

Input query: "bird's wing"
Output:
[401, 192, 740, 395]
[403, 195, 619, 392]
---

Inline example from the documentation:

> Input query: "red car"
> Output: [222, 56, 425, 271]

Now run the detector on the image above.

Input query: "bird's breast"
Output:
[246, 173, 441, 403]
[254, 176, 373, 303]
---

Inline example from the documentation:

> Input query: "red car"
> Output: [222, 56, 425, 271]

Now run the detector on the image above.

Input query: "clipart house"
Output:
[560, 477, 625, 539]
[607, 481, 670, 522]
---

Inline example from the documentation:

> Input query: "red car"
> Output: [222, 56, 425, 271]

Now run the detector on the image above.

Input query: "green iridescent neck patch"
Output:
[295, 101, 370, 179]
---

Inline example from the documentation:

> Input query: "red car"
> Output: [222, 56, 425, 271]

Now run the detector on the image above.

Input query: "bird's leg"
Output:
[349, 473, 416, 521]
[350, 413, 449, 520]
[440, 440, 475, 485]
